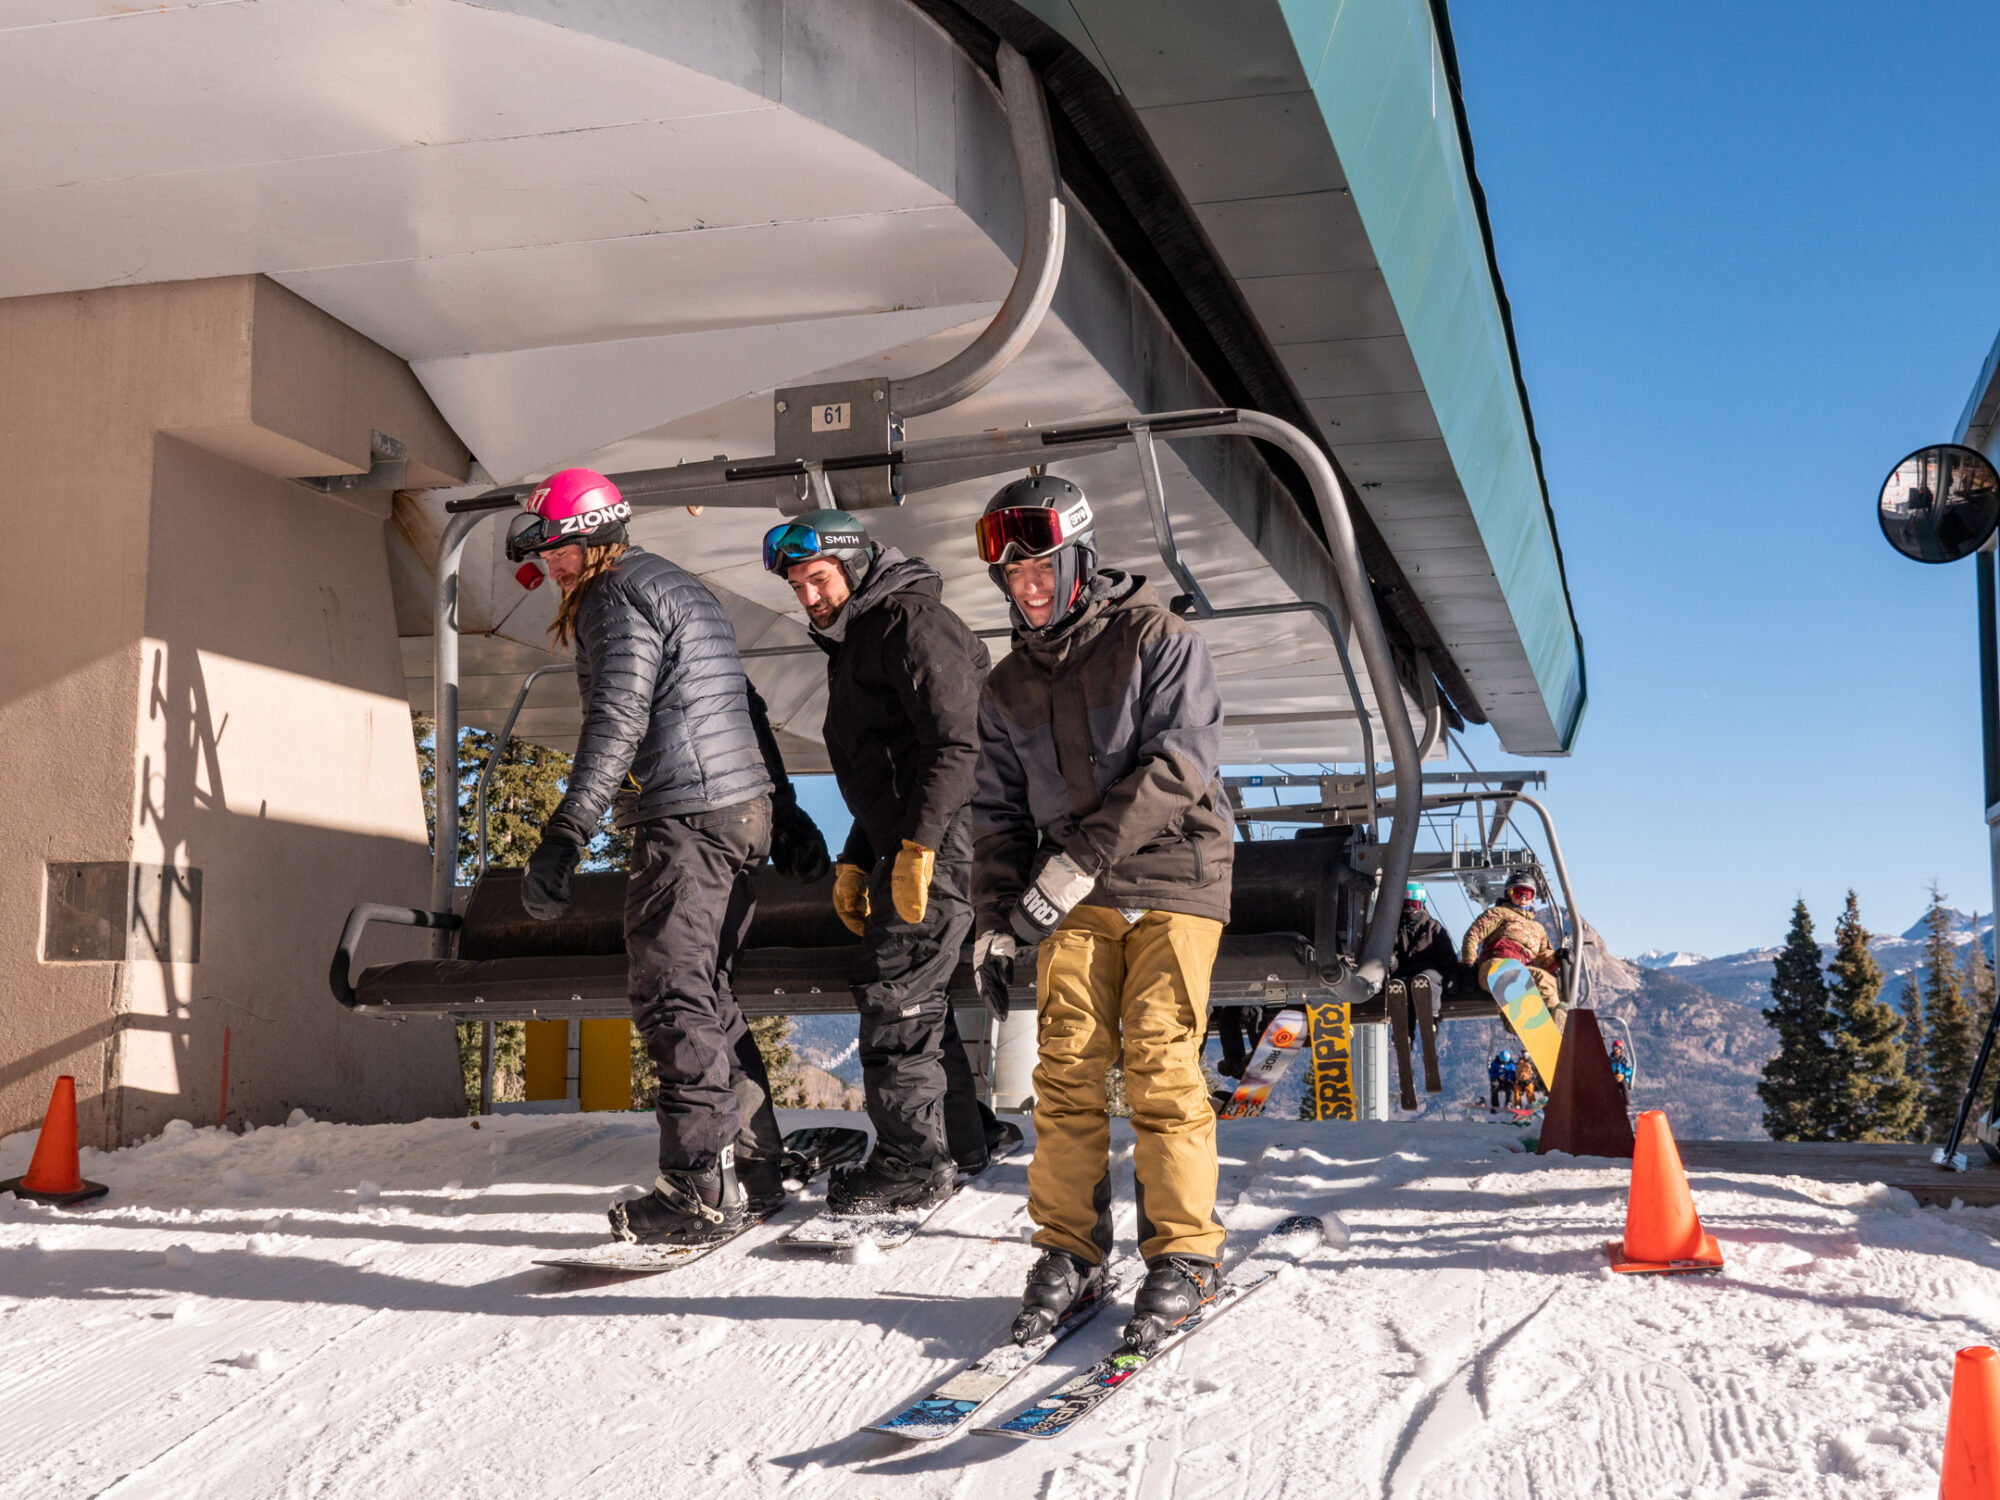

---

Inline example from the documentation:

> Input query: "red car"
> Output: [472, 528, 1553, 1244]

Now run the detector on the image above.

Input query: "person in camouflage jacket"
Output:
[1460, 872, 1567, 1027]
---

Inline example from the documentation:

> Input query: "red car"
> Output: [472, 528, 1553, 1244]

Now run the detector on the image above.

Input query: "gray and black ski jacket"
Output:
[543, 545, 771, 846]
[971, 571, 1233, 932]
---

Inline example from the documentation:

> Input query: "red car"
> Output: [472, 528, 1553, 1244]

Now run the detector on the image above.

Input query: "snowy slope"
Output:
[3, 1110, 1996, 1497]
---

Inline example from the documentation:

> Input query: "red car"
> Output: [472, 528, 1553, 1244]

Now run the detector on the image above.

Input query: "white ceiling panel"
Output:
[276, 206, 1007, 360]
[0, 0, 768, 192]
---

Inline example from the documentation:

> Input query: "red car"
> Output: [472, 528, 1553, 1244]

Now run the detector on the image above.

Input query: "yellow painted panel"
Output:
[579, 1019, 633, 1113]
[524, 1019, 568, 1101]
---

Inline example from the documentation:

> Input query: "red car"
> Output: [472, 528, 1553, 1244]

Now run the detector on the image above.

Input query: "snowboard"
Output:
[780, 1132, 1022, 1254]
[532, 1127, 872, 1275]
[1218, 1008, 1308, 1119]
[975, 1216, 1329, 1440]
[779, 1127, 871, 1189]
[864, 1264, 1145, 1443]
[1306, 1002, 1354, 1121]
[1479, 957, 1562, 1084]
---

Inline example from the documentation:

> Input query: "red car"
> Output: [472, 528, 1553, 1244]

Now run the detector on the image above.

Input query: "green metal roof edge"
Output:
[1423, 0, 1587, 751]
[1285, 0, 1586, 751]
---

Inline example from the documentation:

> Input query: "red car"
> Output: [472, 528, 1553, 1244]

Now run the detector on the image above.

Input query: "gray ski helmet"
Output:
[762, 508, 875, 592]
[1505, 871, 1538, 904]
[976, 474, 1097, 630]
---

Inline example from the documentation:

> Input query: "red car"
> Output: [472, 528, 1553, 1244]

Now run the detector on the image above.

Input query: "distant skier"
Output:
[1461, 872, 1568, 1031]
[759, 510, 1015, 1214]
[1487, 1049, 1517, 1111]
[1609, 1038, 1633, 1104]
[509, 470, 829, 1247]
[967, 476, 1235, 1350]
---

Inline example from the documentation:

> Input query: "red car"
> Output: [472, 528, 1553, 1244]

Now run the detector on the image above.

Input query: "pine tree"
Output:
[1899, 970, 1932, 1129]
[1825, 891, 1921, 1141]
[1963, 914, 1996, 1041]
[1759, 899, 1836, 1141]
[1923, 886, 1977, 1142]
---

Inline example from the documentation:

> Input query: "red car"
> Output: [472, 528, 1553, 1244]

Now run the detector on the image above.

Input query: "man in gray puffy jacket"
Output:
[510, 468, 824, 1247]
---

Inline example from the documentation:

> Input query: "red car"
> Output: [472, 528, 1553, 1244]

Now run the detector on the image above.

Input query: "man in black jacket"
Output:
[762, 509, 1012, 1213]
[510, 469, 826, 1247]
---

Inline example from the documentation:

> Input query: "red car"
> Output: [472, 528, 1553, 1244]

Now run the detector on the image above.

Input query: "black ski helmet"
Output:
[1504, 871, 1538, 905]
[975, 474, 1097, 632]
[761, 509, 876, 592]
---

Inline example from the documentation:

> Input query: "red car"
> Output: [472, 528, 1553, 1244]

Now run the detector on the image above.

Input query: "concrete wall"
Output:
[0, 275, 472, 1145]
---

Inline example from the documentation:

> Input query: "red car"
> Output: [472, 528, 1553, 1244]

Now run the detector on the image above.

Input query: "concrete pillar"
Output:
[1353, 1023, 1392, 1121]
[990, 1006, 1037, 1113]
[0, 275, 472, 1145]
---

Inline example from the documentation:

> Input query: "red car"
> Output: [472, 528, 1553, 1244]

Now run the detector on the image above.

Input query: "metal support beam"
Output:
[889, 42, 1065, 417]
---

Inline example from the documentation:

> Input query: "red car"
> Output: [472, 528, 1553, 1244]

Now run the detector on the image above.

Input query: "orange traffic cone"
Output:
[1942, 1347, 2000, 1498]
[1606, 1110, 1721, 1274]
[0, 1076, 108, 1207]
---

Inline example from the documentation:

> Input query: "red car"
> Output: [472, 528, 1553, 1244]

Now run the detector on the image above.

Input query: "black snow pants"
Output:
[626, 796, 784, 1177]
[852, 809, 997, 1173]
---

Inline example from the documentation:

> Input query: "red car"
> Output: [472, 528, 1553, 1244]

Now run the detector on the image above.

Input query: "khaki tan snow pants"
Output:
[1028, 906, 1226, 1265]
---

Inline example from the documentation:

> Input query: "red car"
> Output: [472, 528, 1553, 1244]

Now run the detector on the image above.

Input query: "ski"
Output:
[864, 1264, 1145, 1442]
[1218, 1008, 1308, 1119]
[532, 1127, 870, 1275]
[975, 1215, 1328, 1441]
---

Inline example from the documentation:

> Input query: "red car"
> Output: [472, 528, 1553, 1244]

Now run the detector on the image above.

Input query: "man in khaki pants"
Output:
[967, 475, 1234, 1349]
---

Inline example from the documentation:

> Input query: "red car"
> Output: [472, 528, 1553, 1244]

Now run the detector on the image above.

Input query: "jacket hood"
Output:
[809, 548, 937, 645]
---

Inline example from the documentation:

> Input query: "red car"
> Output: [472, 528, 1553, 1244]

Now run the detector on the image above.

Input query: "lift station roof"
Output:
[3, 0, 1585, 768]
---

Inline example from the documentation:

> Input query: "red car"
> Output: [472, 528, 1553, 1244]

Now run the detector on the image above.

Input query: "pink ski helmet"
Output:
[505, 468, 631, 564]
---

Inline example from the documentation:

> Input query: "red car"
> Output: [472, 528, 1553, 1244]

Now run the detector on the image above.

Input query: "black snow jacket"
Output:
[811, 549, 988, 867]
[1390, 911, 1459, 980]
[543, 545, 771, 845]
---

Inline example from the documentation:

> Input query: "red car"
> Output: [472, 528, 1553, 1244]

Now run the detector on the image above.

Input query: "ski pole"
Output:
[1938, 981, 2000, 1170]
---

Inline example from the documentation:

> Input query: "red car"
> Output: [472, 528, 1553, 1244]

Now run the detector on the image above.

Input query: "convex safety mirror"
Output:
[1878, 443, 2000, 563]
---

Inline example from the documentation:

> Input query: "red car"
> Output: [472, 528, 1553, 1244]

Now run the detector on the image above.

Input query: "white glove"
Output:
[974, 930, 1019, 1018]
[1010, 851, 1096, 943]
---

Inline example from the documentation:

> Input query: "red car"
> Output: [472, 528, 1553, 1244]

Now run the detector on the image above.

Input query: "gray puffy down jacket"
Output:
[543, 546, 771, 845]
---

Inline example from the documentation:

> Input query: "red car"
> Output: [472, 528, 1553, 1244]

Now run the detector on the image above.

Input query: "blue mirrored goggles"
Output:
[762, 521, 866, 575]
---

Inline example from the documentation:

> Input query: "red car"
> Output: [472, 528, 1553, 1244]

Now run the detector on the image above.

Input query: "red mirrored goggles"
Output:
[973, 497, 1093, 565]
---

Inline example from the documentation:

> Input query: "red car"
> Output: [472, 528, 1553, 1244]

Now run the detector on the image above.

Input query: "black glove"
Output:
[974, 930, 1017, 1019]
[521, 834, 581, 921]
[769, 793, 831, 883]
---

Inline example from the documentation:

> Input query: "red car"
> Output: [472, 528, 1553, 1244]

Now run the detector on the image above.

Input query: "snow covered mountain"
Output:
[1626, 908, 1994, 1010]
[1634, 949, 1709, 969]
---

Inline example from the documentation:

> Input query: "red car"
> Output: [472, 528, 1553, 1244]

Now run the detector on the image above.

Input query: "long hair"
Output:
[549, 542, 628, 648]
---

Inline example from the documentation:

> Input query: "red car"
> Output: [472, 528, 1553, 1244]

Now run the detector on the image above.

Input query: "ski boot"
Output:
[608, 1150, 746, 1246]
[825, 1153, 955, 1215]
[1123, 1254, 1223, 1348]
[1012, 1247, 1109, 1344]
[985, 1116, 1025, 1161]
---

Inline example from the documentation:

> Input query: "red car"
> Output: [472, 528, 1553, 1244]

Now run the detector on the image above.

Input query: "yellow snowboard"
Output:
[1479, 958, 1562, 1083]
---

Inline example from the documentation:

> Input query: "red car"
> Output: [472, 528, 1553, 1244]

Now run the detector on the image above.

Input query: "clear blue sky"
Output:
[1426, 2, 2000, 959]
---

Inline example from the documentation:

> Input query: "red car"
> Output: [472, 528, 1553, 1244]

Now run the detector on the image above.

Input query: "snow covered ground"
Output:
[4, 1109, 1997, 1498]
